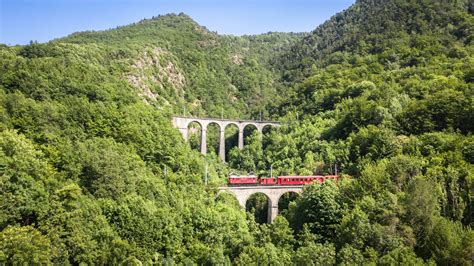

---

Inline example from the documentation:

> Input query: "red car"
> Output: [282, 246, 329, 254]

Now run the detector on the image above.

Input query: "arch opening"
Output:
[246, 192, 270, 224]
[278, 192, 300, 220]
[225, 123, 239, 159]
[187, 121, 202, 152]
[262, 124, 275, 150]
[262, 124, 274, 135]
[243, 124, 258, 146]
[216, 191, 240, 208]
[206, 122, 221, 156]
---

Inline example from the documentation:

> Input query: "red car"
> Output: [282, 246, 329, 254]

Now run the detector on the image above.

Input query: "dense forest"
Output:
[1, 0, 473, 264]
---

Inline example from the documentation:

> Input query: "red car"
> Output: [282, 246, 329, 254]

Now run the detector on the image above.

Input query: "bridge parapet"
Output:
[173, 116, 281, 124]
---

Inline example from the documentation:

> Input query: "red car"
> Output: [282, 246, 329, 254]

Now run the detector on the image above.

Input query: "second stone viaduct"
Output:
[219, 185, 303, 223]
[172, 116, 280, 162]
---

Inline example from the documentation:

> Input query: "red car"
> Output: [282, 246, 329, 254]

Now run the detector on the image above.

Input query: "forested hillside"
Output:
[58, 13, 302, 119]
[1, 0, 473, 264]
[226, 0, 474, 264]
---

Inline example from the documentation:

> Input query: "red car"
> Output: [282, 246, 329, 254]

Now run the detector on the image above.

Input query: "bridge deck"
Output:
[219, 185, 304, 190]
[173, 116, 281, 124]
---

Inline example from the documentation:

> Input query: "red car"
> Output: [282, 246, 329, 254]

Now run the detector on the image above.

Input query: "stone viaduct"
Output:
[219, 185, 303, 223]
[172, 116, 280, 162]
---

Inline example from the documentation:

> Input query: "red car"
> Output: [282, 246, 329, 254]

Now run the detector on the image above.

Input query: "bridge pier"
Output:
[200, 128, 207, 155]
[268, 204, 279, 224]
[238, 128, 244, 150]
[257, 125, 264, 138]
[219, 129, 226, 162]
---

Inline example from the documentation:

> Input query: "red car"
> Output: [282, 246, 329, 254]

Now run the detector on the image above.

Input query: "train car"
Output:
[228, 175, 339, 186]
[260, 177, 277, 185]
[325, 175, 338, 181]
[228, 175, 258, 185]
[277, 176, 325, 185]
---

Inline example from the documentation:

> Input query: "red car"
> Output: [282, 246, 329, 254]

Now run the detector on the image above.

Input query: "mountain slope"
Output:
[1, 2, 474, 265]
[280, 0, 473, 82]
[274, 0, 473, 136]
[57, 13, 302, 119]
[228, 0, 473, 252]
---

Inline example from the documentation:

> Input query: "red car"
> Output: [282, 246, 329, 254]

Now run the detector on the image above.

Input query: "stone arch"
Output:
[224, 123, 239, 159]
[187, 121, 203, 152]
[277, 191, 300, 217]
[262, 124, 274, 134]
[215, 190, 240, 207]
[242, 123, 259, 145]
[206, 121, 221, 156]
[205, 121, 222, 132]
[187, 120, 204, 131]
[261, 124, 275, 150]
[224, 122, 239, 131]
[270, 189, 302, 222]
[243, 123, 259, 132]
[246, 192, 272, 224]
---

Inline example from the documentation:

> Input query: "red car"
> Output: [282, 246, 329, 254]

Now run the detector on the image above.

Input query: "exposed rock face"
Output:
[125, 47, 186, 104]
[231, 54, 244, 65]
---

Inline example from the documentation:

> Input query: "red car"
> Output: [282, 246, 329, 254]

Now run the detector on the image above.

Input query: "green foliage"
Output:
[377, 246, 424, 265]
[1, 0, 473, 264]
[288, 181, 343, 241]
[235, 243, 291, 266]
[57, 14, 301, 119]
[0, 225, 52, 264]
[269, 216, 294, 250]
[402, 177, 440, 246]
[39, 187, 120, 264]
[228, 131, 265, 173]
[424, 217, 474, 265]
[246, 193, 269, 224]
[0, 130, 53, 228]
[337, 245, 369, 265]
[346, 126, 401, 171]
[293, 242, 336, 266]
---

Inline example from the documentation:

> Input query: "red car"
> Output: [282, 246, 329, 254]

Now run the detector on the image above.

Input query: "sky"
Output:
[0, 0, 355, 45]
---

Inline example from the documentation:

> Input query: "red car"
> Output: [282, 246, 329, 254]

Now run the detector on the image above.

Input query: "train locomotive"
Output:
[228, 174, 338, 186]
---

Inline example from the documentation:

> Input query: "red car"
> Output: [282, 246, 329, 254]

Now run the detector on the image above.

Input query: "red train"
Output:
[228, 175, 258, 185]
[228, 175, 338, 186]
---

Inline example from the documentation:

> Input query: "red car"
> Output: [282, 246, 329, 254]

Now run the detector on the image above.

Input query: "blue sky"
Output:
[0, 0, 355, 45]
